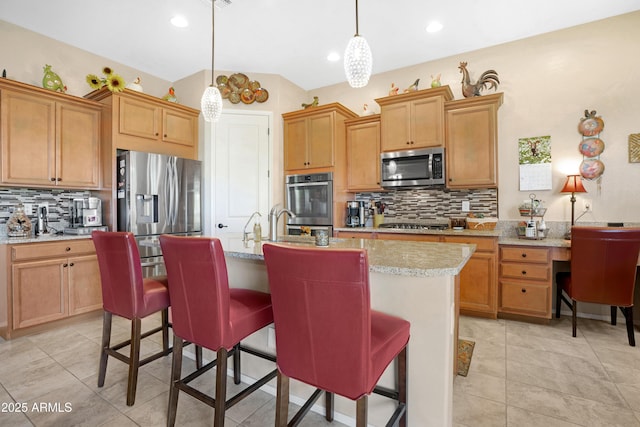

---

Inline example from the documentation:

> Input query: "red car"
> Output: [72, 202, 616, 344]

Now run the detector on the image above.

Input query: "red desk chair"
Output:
[159, 235, 277, 427]
[262, 243, 410, 427]
[92, 231, 173, 406]
[556, 227, 640, 346]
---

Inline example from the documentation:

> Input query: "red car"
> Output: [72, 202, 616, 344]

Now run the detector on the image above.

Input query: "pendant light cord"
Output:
[210, 2, 215, 87]
[354, 0, 360, 36]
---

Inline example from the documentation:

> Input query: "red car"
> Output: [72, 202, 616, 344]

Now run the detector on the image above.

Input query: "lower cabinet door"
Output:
[68, 255, 102, 316]
[459, 252, 497, 317]
[12, 259, 67, 329]
[499, 280, 550, 318]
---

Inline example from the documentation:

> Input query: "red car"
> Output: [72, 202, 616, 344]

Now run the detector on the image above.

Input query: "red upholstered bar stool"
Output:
[159, 235, 277, 427]
[556, 227, 640, 346]
[91, 231, 173, 406]
[262, 243, 410, 427]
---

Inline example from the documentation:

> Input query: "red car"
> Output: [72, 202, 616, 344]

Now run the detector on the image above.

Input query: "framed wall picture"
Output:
[519, 135, 552, 191]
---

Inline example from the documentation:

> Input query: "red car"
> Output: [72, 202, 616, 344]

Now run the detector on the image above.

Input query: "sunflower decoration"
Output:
[86, 66, 126, 92]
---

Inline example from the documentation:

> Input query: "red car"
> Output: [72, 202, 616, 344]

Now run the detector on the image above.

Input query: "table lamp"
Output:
[560, 174, 587, 239]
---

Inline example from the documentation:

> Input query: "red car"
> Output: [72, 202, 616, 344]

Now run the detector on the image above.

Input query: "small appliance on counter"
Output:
[35, 206, 49, 236]
[346, 201, 365, 227]
[64, 197, 108, 235]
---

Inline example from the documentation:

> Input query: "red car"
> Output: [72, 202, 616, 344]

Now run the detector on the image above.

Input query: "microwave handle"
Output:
[286, 182, 329, 188]
[428, 153, 433, 179]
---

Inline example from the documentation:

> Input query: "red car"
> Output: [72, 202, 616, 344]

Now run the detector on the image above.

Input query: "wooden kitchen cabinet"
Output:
[1, 239, 102, 339]
[345, 114, 383, 191]
[445, 93, 503, 189]
[443, 235, 498, 318]
[499, 245, 553, 319]
[375, 86, 453, 152]
[283, 103, 357, 172]
[85, 87, 199, 160]
[0, 79, 101, 189]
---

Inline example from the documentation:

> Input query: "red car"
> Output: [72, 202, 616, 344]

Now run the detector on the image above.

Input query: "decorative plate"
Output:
[578, 116, 604, 136]
[240, 88, 255, 104]
[579, 159, 605, 180]
[229, 73, 249, 90]
[228, 91, 241, 104]
[218, 84, 231, 99]
[255, 88, 269, 103]
[216, 75, 228, 86]
[249, 80, 261, 91]
[579, 137, 605, 157]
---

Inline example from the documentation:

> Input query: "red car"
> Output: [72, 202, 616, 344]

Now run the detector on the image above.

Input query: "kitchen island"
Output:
[213, 234, 475, 427]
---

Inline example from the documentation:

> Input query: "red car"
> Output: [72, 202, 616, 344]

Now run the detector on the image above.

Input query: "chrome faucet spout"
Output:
[243, 211, 262, 243]
[268, 205, 296, 241]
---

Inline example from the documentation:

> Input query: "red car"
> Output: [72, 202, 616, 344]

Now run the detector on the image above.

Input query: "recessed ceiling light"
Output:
[327, 52, 340, 62]
[426, 21, 443, 33]
[171, 15, 189, 28]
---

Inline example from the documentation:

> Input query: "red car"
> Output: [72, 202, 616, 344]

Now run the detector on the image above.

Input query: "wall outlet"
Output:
[23, 203, 33, 215]
[583, 199, 592, 212]
[462, 200, 470, 212]
[267, 326, 276, 349]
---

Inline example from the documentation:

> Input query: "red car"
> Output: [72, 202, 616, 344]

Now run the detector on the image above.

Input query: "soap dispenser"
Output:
[253, 222, 262, 243]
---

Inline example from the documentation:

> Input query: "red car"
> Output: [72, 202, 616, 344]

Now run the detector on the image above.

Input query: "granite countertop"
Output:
[0, 233, 92, 245]
[216, 234, 476, 278]
[335, 226, 503, 238]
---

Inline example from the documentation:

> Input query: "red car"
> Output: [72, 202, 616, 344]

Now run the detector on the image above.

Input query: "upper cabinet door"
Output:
[284, 117, 308, 170]
[380, 102, 411, 152]
[306, 112, 334, 169]
[1, 89, 56, 186]
[412, 96, 445, 148]
[57, 102, 101, 188]
[118, 97, 161, 141]
[162, 108, 197, 147]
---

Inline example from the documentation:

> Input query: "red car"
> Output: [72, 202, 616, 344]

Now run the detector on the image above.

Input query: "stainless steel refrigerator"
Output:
[117, 150, 202, 277]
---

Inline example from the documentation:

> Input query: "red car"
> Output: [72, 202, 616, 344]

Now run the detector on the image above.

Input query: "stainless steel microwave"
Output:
[380, 147, 445, 188]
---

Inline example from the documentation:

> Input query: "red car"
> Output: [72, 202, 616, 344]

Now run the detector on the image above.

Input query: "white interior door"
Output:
[212, 111, 270, 233]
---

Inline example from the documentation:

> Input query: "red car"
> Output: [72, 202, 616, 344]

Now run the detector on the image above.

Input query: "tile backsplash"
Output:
[0, 187, 92, 236]
[355, 187, 498, 220]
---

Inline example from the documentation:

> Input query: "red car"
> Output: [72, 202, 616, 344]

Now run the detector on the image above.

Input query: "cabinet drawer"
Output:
[500, 246, 549, 263]
[500, 263, 550, 281]
[500, 280, 550, 317]
[12, 239, 95, 261]
[443, 236, 496, 252]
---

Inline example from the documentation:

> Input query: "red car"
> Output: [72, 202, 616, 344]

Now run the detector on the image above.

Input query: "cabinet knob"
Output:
[521, 253, 527, 258]
[69, 263, 74, 267]
[164, 134, 167, 138]
[521, 288, 527, 293]
[63, 263, 68, 267]
[155, 132, 159, 136]
[521, 270, 527, 275]
[65, 247, 71, 251]
[50, 177, 56, 182]
[57, 177, 62, 181]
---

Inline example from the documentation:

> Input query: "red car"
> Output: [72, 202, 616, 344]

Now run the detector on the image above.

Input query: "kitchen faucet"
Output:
[243, 211, 262, 244]
[268, 204, 296, 241]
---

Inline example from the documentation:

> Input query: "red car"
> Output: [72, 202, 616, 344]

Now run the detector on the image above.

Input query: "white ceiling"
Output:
[2, 0, 640, 90]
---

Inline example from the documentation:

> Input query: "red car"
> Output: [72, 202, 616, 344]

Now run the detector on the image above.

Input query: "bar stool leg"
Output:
[126, 318, 142, 406]
[325, 391, 334, 421]
[233, 343, 241, 384]
[98, 311, 112, 388]
[161, 308, 170, 351]
[214, 348, 228, 427]
[167, 336, 184, 427]
[355, 395, 367, 427]
[275, 371, 290, 427]
[398, 347, 408, 427]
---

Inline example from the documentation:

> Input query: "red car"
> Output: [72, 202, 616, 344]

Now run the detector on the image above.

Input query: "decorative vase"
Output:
[7, 203, 32, 237]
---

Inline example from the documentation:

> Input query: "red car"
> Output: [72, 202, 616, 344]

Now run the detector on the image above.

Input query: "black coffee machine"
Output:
[346, 201, 365, 227]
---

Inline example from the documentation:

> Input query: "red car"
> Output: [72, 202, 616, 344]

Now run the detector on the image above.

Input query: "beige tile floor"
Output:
[1, 312, 639, 426]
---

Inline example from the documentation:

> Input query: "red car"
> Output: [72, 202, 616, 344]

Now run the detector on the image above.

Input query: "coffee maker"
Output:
[65, 197, 107, 234]
[346, 201, 365, 227]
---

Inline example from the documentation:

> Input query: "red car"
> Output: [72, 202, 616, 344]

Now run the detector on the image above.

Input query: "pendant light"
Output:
[201, 1, 222, 122]
[344, 0, 372, 88]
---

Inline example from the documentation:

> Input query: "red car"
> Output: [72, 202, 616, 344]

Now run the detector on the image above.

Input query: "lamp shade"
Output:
[201, 85, 222, 123]
[560, 174, 587, 193]
[344, 35, 372, 88]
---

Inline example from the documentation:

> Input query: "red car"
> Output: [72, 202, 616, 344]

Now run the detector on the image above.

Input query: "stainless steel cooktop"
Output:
[378, 222, 450, 230]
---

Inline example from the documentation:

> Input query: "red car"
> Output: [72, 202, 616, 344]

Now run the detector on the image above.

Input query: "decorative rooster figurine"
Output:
[458, 62, 499, 98]
[162, 87, 177, 102]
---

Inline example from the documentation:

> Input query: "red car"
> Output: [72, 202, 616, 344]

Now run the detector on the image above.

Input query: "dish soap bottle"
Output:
[253, 222, 262, 243]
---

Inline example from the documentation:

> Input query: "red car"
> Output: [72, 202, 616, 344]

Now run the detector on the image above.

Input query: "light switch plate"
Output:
[23, 203, 33, 215]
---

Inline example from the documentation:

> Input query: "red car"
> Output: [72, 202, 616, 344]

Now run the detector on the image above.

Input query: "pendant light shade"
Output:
[344, 0, 372, 88]
[201, 85, 223, 122]
[202, 0, 222, 122]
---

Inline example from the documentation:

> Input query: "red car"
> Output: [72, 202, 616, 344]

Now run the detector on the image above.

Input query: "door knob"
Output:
[217, 223, 228, 229]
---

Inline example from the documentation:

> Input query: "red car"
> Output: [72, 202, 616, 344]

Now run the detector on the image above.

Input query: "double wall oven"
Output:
[285, 172, 333, 236]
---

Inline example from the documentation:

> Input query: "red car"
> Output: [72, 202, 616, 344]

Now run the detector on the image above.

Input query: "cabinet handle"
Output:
[65, 247, 71, 251]
[164, 134, 167, 138]
[50, 177, 56, 182]
[521, 288, 527, 293]
[69, 263, 74, 267]
[521, 270, 527, 275]
[521, 253, 527, 258]
[57, 177, 62, 181]
[155, 132, 159, 136]
[63, 263, 68, 267]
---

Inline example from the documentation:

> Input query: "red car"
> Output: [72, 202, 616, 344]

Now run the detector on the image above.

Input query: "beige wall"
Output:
[3, 12, 639, 222]
[309, 11, 640, 223]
